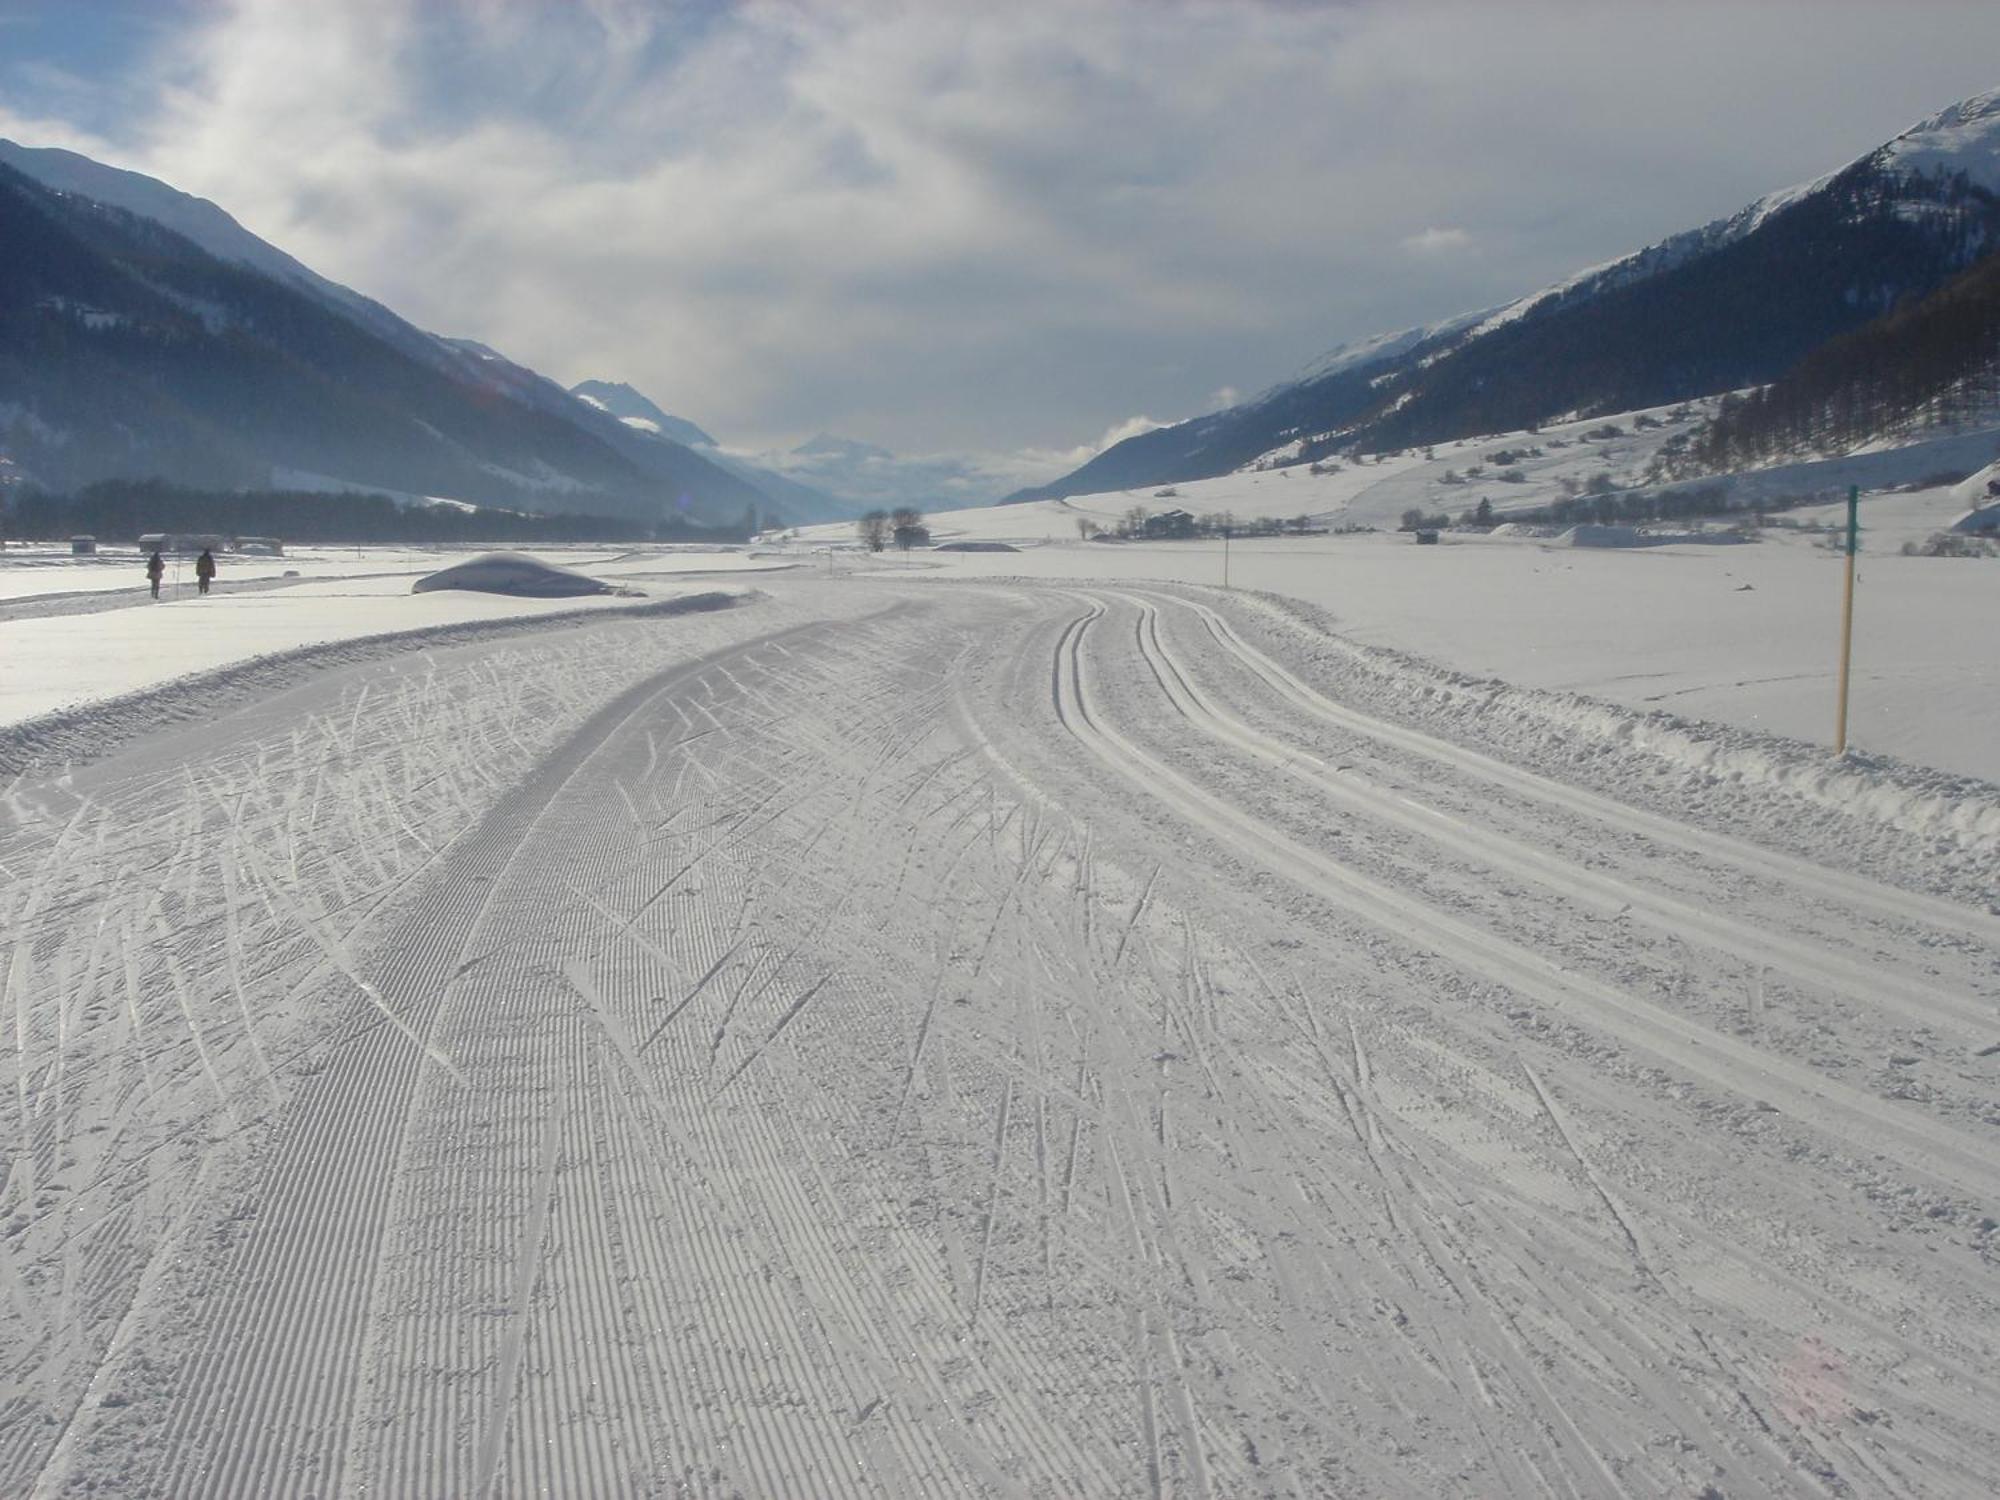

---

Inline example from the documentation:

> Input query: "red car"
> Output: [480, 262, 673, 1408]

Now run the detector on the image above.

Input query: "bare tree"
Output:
[857, 510, 889, 551]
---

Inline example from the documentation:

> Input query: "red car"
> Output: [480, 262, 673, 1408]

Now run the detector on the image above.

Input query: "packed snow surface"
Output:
[0, 547, 779, 734]
[2, 564, 1995, 1498]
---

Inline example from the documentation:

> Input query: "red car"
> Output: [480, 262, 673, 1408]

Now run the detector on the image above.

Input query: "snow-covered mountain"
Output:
[0, 142, 782, 526]
[793, 434, 894, 464]
[565, 381, 861, 520]
[764, 434, 1043, 514]
[570, 381, 717, 449]
[1009, 87, 2000, 503]
[563, 395, 1036, 517]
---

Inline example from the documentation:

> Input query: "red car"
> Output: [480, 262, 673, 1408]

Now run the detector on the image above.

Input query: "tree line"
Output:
[1664, 246, 2000, 475]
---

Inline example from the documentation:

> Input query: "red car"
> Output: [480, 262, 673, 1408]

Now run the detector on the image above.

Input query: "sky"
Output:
[5, 0, 2000, 496]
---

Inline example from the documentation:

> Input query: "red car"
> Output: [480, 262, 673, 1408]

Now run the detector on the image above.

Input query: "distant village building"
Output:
[70, 535, 97, 555]
[137, 532, 231, 555]
[1141, 509, 1196, 540]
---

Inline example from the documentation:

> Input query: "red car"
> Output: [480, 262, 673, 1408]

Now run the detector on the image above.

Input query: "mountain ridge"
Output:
[1005, 86, 2000, 504]
[0, 142, 789, 525]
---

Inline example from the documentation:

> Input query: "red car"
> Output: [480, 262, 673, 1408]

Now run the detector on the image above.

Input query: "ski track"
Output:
[0, 575, 1994, 1497]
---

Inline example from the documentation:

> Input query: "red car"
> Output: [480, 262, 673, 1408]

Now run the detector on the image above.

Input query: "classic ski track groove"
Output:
[1048, 591, 2000, 1203]
[1160, 588, 1999, 945]
[1106, 589, 1993, 1040]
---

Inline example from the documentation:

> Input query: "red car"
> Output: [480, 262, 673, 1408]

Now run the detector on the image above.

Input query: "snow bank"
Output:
[1237, 587, 2000, 900]
[412, 551, 629, 597]
[1552, 524, 1748, 548]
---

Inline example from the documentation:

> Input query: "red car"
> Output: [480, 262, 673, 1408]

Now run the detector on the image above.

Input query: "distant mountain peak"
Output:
[794, 433, 892, 462]
[568, 380, 716, 448]
[1870, 84, 2000, 193]
[1905, 85, 2000, 136]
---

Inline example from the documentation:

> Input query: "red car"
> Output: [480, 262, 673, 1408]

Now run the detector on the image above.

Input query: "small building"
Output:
[137, 532, 230, 555]
[70, 535, 97, 555]
[1414, 529, 1440, 545]
[1141, 509, 1196, 540]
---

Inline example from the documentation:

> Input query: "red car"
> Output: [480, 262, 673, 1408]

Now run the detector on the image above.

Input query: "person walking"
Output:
[195, 547, 216, 596]
[146, 550, 165, 600]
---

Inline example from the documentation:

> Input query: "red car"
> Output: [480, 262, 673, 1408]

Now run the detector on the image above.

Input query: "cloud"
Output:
[1402, 226, 1472, 256]
[11, 0, 2000, 467]
[1089, 414, 1172, 457]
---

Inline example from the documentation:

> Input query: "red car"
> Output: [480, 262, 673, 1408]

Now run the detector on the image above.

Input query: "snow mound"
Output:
[1553, 525, 1749, 549]
[933, 541, 1022, 552]
[1552, 524, 1653, 547]
[411, 552, 625, 597]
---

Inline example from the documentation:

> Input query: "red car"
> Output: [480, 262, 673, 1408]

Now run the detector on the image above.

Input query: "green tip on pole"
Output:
[1847, 484, 1859, 555]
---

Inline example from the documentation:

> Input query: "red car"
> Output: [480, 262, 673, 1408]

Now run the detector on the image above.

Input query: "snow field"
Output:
[0, 546, 795, 748]
[779, 400, 2000, 786]
[4, 574, 1994, 1496]
[824, 529, 2000, 789]
[0, 541, 785, 608]
[0, 543, 453, 602]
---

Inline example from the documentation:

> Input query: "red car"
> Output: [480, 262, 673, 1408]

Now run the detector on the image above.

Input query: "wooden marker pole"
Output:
[1833, 484, 1858, 755]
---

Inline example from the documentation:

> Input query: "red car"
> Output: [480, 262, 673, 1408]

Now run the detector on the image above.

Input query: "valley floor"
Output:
[2, 576, 1996, 1497]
